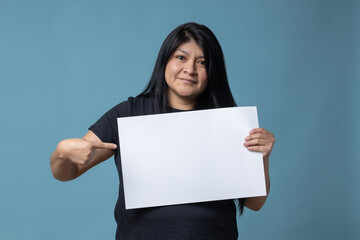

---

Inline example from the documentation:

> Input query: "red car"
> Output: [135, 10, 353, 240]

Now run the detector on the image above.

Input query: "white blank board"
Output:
[117, 106, 266, 209]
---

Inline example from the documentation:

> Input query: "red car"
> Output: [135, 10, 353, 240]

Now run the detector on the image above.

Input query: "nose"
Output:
[183, 60, 197, 75]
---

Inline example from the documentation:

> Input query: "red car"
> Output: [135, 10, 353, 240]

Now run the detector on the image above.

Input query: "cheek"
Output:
[200, 70, 208, 86]
[165, 61, 178, 83]
[164, 64, 172, 85]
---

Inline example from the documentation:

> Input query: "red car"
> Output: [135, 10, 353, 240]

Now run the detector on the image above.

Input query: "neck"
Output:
[167, 93, 196, 110]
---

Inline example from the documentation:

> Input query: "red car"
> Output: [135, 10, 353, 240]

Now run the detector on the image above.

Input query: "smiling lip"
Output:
[179, 78, 196, 83]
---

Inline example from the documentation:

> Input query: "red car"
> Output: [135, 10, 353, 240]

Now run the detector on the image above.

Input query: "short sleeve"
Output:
[89, 98, 133, 144]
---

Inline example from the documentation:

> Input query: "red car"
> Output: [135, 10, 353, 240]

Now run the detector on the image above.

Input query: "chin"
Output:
[177, 92, 198, 99]
[176, 88, 198, 97]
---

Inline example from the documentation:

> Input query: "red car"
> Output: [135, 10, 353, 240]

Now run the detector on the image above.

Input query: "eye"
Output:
[176, 55, 185, 60]
[198, 60, 205, 65]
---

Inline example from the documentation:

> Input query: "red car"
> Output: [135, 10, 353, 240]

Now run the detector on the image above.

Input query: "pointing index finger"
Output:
[91, 141, 117, 150]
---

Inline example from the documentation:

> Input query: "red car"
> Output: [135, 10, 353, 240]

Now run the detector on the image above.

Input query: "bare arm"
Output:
[243, 128, 275, 211]
[50, 131, 117, 181]
[243, 156, 270, 211]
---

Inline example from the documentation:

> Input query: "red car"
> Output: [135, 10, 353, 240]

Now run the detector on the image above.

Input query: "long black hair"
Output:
[138, 22, 236, 111]
[138, 22, 245, 214]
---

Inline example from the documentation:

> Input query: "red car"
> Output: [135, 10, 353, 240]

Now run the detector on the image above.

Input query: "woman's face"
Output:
[165, 39, 207, 109]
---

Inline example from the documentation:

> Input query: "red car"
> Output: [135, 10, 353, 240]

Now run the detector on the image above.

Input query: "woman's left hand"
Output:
[243, 128, 274, 211]
[243, 128, 275, 159]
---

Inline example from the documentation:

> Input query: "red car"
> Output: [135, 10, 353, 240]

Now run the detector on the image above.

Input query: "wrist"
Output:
[263, 156, 269, 168]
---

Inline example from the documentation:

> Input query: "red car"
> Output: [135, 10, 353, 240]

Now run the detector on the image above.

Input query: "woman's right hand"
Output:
[58, 138, 117, 165]
[50, 131, 117, 181]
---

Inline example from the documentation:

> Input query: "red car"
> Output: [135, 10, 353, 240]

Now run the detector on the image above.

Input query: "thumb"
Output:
[91, 141, 117, 150]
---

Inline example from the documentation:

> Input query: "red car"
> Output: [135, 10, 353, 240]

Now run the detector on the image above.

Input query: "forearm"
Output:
[244, 157, 270, 211]
[263, 156, 270, 194]
[50, 142, 79, 181]
[50, 133, 116, 181]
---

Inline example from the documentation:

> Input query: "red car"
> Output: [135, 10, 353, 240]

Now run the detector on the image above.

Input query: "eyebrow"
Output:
[177, 49, 204, 59]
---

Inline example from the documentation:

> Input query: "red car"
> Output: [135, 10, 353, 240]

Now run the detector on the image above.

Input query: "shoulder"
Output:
[108, 96, 156, 118]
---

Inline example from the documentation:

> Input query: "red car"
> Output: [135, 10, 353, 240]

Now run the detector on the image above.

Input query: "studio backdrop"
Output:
[0, 0, 358, 239]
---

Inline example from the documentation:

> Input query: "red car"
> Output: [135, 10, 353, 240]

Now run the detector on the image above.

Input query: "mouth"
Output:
[179, 78, 196, 84]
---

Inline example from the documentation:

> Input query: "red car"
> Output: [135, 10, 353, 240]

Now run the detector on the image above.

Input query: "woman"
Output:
[50, 22, 275, 239]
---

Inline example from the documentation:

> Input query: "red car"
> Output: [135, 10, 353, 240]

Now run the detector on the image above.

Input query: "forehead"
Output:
[175, 40, 204, 56]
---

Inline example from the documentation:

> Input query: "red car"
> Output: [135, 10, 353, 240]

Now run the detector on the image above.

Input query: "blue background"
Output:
[1, 0, 359, 239]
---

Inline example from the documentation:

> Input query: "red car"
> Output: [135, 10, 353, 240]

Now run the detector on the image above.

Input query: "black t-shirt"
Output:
[89, 96, 238, 240]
